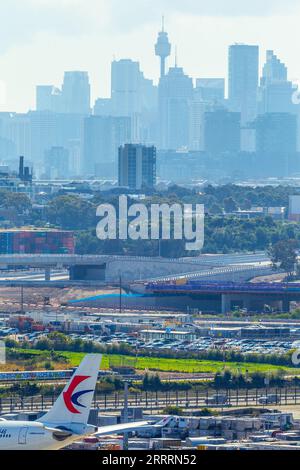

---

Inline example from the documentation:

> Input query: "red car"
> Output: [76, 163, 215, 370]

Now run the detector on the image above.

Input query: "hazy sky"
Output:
[1, 0, 300, 112]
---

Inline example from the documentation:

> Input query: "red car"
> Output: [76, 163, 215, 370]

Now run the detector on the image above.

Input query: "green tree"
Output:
[223, 197, 238, 213]
[268, 239, 299, 276]
[46, 196, 96, 230]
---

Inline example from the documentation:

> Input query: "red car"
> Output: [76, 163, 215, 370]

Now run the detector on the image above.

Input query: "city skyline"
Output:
[1, 0, 300, 112]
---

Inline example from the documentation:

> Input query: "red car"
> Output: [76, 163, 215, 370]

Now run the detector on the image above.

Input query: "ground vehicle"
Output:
[258, 394, 279, 405]
[205, 394, 228, 405]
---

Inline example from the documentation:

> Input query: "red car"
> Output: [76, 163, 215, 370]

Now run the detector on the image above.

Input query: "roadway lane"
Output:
[1, 388, 300, 414]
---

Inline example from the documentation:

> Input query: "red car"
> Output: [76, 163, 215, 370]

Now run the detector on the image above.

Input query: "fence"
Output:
[1, 388, 300, 414]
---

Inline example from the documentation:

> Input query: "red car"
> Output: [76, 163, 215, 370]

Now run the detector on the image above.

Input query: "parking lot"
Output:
[0, 326, 296, 357]
[60, 333, 295, 356]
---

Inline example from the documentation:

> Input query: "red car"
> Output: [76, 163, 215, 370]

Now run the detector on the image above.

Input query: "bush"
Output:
[163, 406, 183, 416]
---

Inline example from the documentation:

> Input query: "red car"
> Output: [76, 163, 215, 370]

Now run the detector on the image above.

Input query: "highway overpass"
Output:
[0, 252, 272, 283]
[146, 281, 300, 314]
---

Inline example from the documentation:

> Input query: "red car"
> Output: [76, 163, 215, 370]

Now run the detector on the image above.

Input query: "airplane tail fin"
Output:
[38, 354, 102, 433]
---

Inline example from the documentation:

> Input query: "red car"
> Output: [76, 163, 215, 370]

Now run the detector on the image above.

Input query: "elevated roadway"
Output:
[147, 281, 300, 314]
[0, 252, 271, 284]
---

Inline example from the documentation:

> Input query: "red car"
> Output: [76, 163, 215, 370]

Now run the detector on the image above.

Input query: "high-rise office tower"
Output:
[255, 112, 298, 177]
[61, 71, 91, 115]
[44, 146, 69, 179]
[118, 144, 156, 190]
[261, 50, 287, 85]
[228, 44, 259, 124]
[3, 113, 31, 159]
[155, 18, 171, 78]
[36, 86, 62, 113]
[189, 79, 226, 150]
[258, 51, 294, 114]
[0, 110, 83, 172]
[29, 111, 60, 164]
[36, 86, 54, 111]
[28, 111, 83, 169]
[111, 59, 157, 141]
[111, 60, 142, 117]
[159, 65, 193, 149]
[93, 98, 113, 116]
[195, 79, 225, 104]
[204, 109, 241, 154]
[255, 113, 297, 154]
[83, 116, 131, 177]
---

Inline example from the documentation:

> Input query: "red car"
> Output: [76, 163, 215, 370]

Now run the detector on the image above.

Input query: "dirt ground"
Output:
[0, 286, 120, 313]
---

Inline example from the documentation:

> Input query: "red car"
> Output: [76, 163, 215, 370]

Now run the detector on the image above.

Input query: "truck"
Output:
[205, 394, 228, 405]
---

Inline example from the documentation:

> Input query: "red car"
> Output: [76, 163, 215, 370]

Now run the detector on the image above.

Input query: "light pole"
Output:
[123, 381, 129, 451]
[119, 275, 122, 314]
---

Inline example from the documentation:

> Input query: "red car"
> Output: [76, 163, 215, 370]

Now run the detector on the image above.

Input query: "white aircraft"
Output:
[0, 354, 150, 450]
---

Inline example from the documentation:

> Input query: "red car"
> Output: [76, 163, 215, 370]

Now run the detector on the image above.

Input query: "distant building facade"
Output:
[255, 113, 297, 154]
[61, 71, 91, 115]
[36, 71, 91, 115]
[204, 109, 241, 154]
[110, 59, 157, 142]
[255, 112, 298, 176]
[44, 146, 69, 179]
[83, 116, 131, 177]
[159, 66, 193, 150]
[228, 44, 259, 124]
[258, 51, 295, 114]
[289, 195, 300, 222]
[118, 144, 156, 189]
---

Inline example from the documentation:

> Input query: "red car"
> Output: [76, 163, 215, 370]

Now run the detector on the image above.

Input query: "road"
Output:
[2, 388, 300, 414]
[0, 270, 69, 282]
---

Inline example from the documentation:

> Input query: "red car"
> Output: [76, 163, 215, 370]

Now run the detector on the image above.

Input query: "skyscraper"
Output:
[110, 59, 157, 141]
[111, 60, 142, 117]
[44, 146, 69, 179]
[189, 79, 226, 150]
[204, 109, 241, 154]
[255, 112, 298, 177]
[159, 66, 193, 150]
[93, 98, 113, 116]
[258, 51, 294, 114]
[61, 71, 91, 115]
[118, 144, 156, 190]
[255, 113, 297, 154]
[261, 50, 287, 85]
[29, 111, 83, 169]
[195, 79, 225, 104]
[83, 116, 131, 177]
[36, 86, 62, 113]
[228, 44, 259, 124]
[36, 86, 54, 112]
[2, 113, 31, 159]
[155, 18, 171, 78]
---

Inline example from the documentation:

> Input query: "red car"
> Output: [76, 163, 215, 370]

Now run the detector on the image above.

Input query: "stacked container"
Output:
[0, 229, 75, 254]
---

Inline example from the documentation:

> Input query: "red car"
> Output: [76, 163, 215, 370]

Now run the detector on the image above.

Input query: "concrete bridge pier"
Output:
[282, 298, 290, 313]
[45, 268, 51, 282]
[221, 294, 251, 314]
[221, 294, 230, 314]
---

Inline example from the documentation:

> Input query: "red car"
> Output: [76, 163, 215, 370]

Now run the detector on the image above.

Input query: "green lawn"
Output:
[11, 349, 300, 375]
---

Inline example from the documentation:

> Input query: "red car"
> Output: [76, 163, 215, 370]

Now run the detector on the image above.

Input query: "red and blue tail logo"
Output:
[63, 375, 93, 414]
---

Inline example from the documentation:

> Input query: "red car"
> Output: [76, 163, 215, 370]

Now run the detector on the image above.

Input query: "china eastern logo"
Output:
[63, 375, 93, 414]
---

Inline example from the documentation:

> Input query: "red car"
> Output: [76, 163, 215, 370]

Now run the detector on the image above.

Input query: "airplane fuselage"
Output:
[0, 421, 78, 450]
